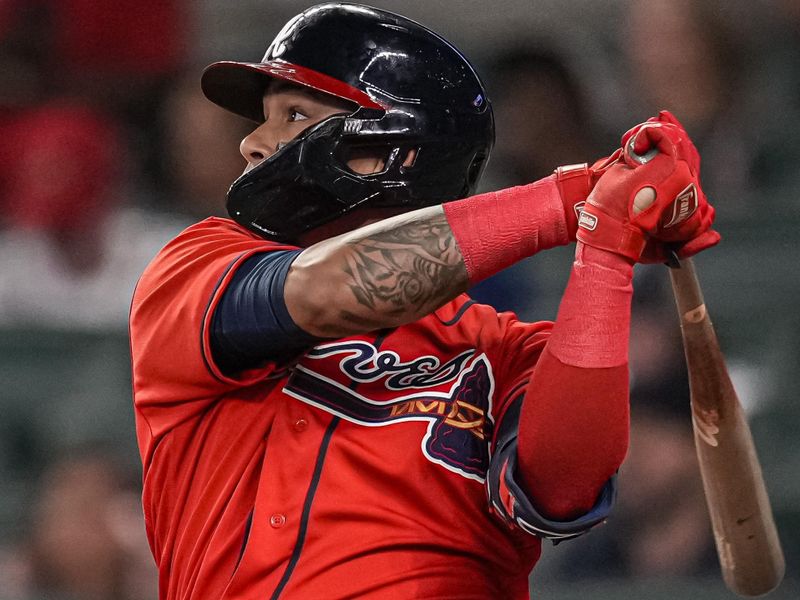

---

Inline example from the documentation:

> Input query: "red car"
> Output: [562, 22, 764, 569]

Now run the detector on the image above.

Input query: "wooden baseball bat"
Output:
[669, 258, 785, 596]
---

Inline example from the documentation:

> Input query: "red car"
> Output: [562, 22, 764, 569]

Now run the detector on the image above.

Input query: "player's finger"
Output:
[636, 123, 678, 155]
[622, 128, 673, 168]
[632, 128, 652, 156]
[621, 113, 668, 148]
[657, 110, 681, 127]
[676, 229, 722, 257]
[591, 147, 623, 171]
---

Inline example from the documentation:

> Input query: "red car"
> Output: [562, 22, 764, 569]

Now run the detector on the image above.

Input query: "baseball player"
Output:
[129, 3, 719, 599]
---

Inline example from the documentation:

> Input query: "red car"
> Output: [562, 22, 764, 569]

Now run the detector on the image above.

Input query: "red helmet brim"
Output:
[201, 59, 385, 122]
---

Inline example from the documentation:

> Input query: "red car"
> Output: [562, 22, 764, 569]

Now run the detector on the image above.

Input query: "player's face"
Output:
[237, 80, 418, 246]
[239, 82, 355, 174]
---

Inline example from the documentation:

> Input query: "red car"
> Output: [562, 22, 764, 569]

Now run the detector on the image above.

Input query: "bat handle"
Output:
[668, 257, 707, 323]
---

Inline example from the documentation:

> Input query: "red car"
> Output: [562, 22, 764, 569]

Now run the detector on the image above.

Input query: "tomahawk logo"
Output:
[284, 342, 495, 482]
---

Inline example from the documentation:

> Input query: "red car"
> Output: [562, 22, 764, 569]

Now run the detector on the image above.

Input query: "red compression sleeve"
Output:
[517, 244, 632, 519]
[443, 175, 570, 284]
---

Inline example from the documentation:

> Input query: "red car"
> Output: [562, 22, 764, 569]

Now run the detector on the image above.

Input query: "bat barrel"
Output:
[670, 258, 785, 597]
[698, 400, 786, 596]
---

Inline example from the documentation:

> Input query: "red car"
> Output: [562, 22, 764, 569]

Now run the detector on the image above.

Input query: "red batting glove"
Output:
[576, 122, 718, 262]
[553, 148, 622, 240]
[624, 111, 719, 261]
[638, 228, 721, 264]
[629, 119, 719, 261]
[622, 110, 701, 176]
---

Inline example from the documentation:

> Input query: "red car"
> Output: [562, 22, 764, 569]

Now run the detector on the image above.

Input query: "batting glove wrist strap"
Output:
[575, 203, 647, 261]
[554, 148, 623, 242]
[554, 163, 591, 241]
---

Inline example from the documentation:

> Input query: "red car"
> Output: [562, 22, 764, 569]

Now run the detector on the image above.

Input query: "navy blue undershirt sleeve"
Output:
[211, 250, 324, 375]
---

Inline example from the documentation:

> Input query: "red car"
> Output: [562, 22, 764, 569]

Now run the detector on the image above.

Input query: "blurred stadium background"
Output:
[0, 0, 798, 598]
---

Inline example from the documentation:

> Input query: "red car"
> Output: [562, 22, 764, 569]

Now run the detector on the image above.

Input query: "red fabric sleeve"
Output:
[443, 175, 569, 284]
[516, 244, 633, 519]
[129, 217, 297, 437]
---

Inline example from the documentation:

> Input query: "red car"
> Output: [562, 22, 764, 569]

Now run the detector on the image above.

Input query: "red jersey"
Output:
[130, 217, 610, 600]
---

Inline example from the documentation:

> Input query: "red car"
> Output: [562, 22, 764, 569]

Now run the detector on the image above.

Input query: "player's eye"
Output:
[289, 109, 309, 122]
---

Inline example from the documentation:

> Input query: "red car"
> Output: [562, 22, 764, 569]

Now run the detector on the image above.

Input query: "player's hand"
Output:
[576, 121, 718, 262]
[638, 229, 721, 263]
[622, 110, 701, 176]
[624, 111, 719, 262]
[553, 148, 623, 241]
[553, 111, 693, 241]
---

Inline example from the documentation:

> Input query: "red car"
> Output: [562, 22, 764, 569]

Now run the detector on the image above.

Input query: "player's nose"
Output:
[239, 123, 280, 167]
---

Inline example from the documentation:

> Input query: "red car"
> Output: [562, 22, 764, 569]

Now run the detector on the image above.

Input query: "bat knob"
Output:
[665, 248, 681, 269]
[626, 136, 659, 165]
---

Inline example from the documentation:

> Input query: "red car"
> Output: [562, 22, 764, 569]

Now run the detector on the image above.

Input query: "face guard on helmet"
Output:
[201, 2, 495, 243]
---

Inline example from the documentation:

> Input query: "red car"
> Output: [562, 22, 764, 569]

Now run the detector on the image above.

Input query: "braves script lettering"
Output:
[306, 341, 475, 390]
[284, 341, 495, 481]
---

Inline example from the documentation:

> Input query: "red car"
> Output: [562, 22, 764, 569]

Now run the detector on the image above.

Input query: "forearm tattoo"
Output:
[342, 213, 468, 321]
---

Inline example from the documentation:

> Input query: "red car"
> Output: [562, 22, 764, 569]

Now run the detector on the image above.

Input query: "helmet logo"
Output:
[266, 13, 303, 59]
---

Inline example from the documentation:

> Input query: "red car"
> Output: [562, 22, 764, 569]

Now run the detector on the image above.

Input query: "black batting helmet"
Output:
[201, 2, 494, 242]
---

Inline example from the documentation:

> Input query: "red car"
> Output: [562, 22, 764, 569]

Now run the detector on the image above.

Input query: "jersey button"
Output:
[293, 418, 308, 432]
[270, 513, 286, 528]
